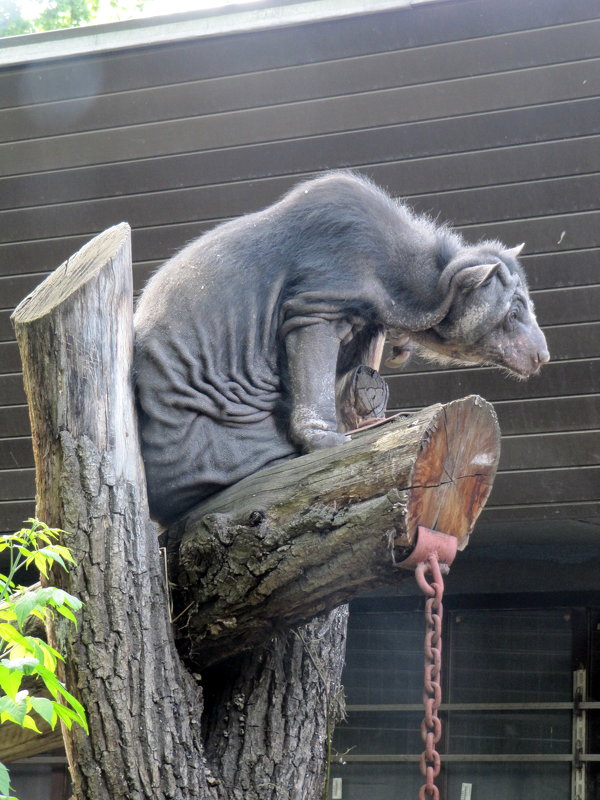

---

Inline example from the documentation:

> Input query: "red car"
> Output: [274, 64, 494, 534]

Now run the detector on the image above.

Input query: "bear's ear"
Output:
[454, 262, 500, 293]
[504, 242, 525, 259]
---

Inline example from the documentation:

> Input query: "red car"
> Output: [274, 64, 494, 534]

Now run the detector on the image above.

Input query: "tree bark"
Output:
[203, 606, 348, 800]
[11, 225, 500, 800]
[168, 395, 499, 668]
[12, 225, 213, 800]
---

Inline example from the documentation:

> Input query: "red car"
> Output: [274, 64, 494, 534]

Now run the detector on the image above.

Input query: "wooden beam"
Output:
[168, 394, 500, 668]
[0, 719, 63, 763]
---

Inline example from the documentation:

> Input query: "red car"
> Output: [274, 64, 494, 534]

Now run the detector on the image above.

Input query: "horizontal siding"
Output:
[3, 98, 600, 213]
[0, 500, 35, 533]
[3, 20, 600, 146]
[0, 405, 29, 438]
[0, 436, 33, 469]
[0, 0, 599, 532]
[499, 431, 600, 470]
[387, 360, 600, 407]
[5, 146, 600, 243]
[458, 211, 600, 256]
[0, 0, 596, 108]
[491, 466, 599, 505]
[522, 250, 600, 291]
[493, 395, 600, 436]
[0, 468, 34, 501]
[3, 59, 599, 177]
[3, 207, 600, 285]
[482, 501, 600, 524]
[0, 375, 26, 406]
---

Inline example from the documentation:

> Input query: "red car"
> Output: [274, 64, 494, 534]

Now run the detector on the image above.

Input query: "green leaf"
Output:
[13, 592, 39, 630]
[28, 608, 48, 624]
[12, 586, 81, 632]
[31, 553, 49, 578]
[56, 688, 87, 732]
[0, 657, 38, 675]
[36, 667, 88, 733]
[30, 696, 56, 728]
[0, 696, 19, 717]
[27, 639, 61, 670]
[56, 605, 77, 626]
[0, 665, 22, 699]
[48, 545, 76, 565]
[38, 587, 82, 613]
[0, 624, 29, 651]
[21, 713, 41, 733]
[53, 703, 78, 730]
[30, 664, 61, 700]
[0, 693, 27, 726]
[0, 761, 11, 796]
[36, 547, 67, 571]
[31, 587, 55, 604]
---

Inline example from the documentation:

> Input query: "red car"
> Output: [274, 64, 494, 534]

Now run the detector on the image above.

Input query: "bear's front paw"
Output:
[298, 428, 349, 454]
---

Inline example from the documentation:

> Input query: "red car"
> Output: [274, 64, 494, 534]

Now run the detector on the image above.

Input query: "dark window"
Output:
[332, 601, 598, 800]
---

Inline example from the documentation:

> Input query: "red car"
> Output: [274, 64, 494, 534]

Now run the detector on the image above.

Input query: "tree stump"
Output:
[12, 224, 212, 800]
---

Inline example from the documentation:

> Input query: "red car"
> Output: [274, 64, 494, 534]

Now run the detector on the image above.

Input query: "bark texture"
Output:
[168, 395, 500, 668]
[12, 225, 213, 800]
[203, 606, 348, 800]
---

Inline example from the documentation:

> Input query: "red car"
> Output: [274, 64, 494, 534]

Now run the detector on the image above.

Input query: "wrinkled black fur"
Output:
[134, 172, 548, 524]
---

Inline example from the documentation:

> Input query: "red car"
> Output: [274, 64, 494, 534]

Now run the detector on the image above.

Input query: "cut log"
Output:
[337, 363, 389, 429]
[168, 394, 500, 668]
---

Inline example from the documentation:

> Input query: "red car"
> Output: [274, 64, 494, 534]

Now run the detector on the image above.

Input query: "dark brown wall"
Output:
[1, 0, 598, 532]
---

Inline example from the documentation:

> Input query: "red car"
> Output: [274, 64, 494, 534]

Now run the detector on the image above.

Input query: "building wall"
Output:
[0, 0, 599, 533]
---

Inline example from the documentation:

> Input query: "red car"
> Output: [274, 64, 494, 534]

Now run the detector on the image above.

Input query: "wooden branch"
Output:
[168, 395, 500, 668]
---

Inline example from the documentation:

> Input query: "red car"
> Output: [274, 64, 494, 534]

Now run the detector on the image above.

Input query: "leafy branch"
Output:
[0, 519, 87, 800]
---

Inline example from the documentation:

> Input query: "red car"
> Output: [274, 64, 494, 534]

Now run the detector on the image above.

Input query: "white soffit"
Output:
[0, 0, 418, 67]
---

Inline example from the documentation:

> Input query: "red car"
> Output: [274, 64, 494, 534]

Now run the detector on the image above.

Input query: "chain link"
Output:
[415, 554, 446, 800]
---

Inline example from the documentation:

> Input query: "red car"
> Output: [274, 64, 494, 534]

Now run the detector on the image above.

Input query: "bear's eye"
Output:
[504, 302, 522, 329]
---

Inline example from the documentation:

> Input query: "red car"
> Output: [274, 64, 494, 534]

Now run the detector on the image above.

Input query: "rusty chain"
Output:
[415, 553, 447, 800]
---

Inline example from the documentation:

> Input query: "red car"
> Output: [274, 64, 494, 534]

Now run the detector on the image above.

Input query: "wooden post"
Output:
[12, 225, 212, 800]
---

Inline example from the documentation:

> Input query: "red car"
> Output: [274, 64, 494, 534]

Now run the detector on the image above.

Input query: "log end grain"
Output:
[405, 395, 500, 549]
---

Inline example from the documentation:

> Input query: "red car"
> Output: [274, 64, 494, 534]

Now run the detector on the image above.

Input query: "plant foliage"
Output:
[0, 0, 147, 38]
[0, 519, 87, 800]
